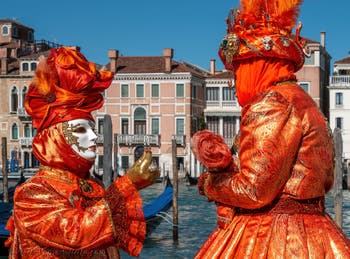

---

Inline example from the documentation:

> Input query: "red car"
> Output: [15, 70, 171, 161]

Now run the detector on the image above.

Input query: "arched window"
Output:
[134, 107, 146, 135]
[11, 87, 18, 112]
[22, 86, 27, 107]
[30, 62, 37, 71]
[27, 31, 33, 41]
[24, 152, 30, 168]
[22, 62, 29, 71]
[24, 123, 31, 137]
[12, 124, 18, 139]
[2, 26, 9, 35]
[32, 127, 37, 137]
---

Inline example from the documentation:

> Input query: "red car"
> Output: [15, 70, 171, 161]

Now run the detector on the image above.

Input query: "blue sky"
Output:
[1, 1, 348, 71]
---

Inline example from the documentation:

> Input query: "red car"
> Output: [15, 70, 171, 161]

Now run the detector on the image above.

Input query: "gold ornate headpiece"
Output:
[219, 0, 306, 72]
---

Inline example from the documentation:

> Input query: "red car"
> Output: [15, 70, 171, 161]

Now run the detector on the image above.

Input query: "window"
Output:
[206, 87, 219, 101]
[207, 116, 219, 134]
[136, 84, 144, 98]
[24, 124, 31, 137]
[11, 87, 18, 112]
[223, 117, 236, 138]
[121, 156, 129, 169]
[121, 84, 129, 97]
[12, 124, 18, 139]
[97, 118, 104, 135]
[151, 84, 159, 98]
[222, 87, 235, 101]
[151, 118, 159, 134]
[12, 27, 18, 37]
[2, 26, 9, 35]
[22, 62, 29, 71]
[176, 83, 184, 98]
[336, 117, 343, 129]
[98, 155, 104, 169]
[22, 86, 27, 107]
[134, 107, 146, 134]
[299, 83, 309, 93]
[121, 118, 129, 134]
[191, 85, 197, 99]
[176, 118, 184, 135]
[27, 31, 33, 41]
[336, 92, 343, 106]
[31, 62, 37, 71]
[32, 127, 37, 137]
[304, 52, 314, 65]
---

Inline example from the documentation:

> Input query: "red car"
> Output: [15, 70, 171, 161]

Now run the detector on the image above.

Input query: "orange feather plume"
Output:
[240, 0, 303, 31]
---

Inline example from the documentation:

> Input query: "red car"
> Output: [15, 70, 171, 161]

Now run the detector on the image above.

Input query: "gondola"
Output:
[143, 176, 173, 236]
[184, 172, 198, 186]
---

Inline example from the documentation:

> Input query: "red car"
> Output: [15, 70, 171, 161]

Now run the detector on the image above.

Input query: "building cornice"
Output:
[205, 78, 232, 85]
[328, 85, 350, 89]
[114, 72, 195, 81]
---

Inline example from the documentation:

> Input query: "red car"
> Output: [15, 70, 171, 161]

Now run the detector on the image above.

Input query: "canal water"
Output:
[122, 183, 350, 259]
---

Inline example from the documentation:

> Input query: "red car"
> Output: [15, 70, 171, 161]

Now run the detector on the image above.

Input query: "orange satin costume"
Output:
[193, 1, 350, 257]
[194, 60, 350, 258]
[6, 123, 145, 259]
[5, 47, 147, 258]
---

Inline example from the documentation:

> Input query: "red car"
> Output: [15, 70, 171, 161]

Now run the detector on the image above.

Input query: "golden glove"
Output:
[127, 148, 160, 190]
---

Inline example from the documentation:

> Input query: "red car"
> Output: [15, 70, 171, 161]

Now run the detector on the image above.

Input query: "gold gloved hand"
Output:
[127, 148, 160, 190]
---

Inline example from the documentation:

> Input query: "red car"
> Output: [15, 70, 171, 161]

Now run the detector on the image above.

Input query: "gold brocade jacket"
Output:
[6, 168, 145, 259]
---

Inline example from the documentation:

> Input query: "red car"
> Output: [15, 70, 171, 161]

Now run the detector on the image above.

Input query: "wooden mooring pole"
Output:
[103, 114, 113, 188]
[1, 137, 9, 203]
[114, 133, 118, 179]
[333, 128, 343, 228]
[172, 138, 178, 241]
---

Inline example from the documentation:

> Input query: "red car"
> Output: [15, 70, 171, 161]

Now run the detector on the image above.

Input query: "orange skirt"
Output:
[195, 213, 350, 258]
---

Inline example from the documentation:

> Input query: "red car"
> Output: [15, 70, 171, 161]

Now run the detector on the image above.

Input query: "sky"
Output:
[1, 1, 348, 71]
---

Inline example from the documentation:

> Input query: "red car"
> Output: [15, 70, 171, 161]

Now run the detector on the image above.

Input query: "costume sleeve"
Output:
[104, 175, 145, 256]
[13, 175, 145, 256]
[205, 91, 303, 209]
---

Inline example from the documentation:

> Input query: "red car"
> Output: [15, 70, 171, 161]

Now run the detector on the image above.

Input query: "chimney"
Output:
[210, 59, 216, 75]
[108, 49, 119, 73]
[163, 48, 174, 73]
[320, 32, 326, 48]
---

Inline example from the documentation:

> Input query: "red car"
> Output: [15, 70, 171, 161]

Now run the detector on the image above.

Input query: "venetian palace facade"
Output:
[0, 19, 331, 178]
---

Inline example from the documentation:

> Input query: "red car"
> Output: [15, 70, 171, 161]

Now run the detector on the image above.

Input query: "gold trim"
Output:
[101, 198, 117, 239]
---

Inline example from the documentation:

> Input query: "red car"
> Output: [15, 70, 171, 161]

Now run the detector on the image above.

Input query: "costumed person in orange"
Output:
[5, 46, 159, 258]
[191, 0, 350, 258]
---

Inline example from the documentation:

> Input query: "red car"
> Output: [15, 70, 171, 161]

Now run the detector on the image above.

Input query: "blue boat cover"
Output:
[143, 186, 173, 220]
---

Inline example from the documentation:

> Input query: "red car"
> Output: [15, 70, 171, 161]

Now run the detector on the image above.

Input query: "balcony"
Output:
[330, 76, 350, 86]
[19, 137, 33, 147]
[17, 107, 31, 119]
[206, 100, 238, 108]
[117, 134, 160, 146]
[172, 135, 186, 147]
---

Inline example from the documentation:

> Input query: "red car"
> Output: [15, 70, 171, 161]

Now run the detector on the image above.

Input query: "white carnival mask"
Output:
[62, 119, 98, 161]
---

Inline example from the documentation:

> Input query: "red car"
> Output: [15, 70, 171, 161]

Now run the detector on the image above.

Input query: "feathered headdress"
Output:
[219, 0, 306, 71]
[25, 47, 114, 132]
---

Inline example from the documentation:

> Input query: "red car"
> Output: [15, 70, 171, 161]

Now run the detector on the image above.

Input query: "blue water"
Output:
[121, 183, 350, 259]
